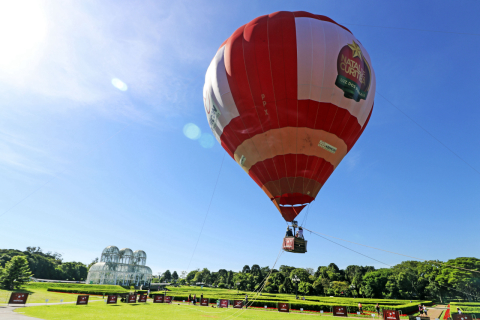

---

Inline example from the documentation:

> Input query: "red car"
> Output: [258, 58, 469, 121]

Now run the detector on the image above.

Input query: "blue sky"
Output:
[1, 0, 480, 276]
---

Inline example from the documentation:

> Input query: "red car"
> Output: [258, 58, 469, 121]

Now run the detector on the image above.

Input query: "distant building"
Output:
[86, 246, 153, 286]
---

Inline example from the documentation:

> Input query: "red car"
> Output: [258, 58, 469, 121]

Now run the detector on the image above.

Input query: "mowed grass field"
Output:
[17, 302, 342, 320]
[0, 287, 105, 304]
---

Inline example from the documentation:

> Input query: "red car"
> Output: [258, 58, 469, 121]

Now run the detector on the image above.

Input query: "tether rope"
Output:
[302, 227, 480, 275]
[303, 227, 480, 300]
[378, 92, 480, 177]
[224, 246, 284, 319]
[186, 153, 226, 272]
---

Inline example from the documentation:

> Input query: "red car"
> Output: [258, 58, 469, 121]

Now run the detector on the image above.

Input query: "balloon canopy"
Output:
[203, 11, 376, 222]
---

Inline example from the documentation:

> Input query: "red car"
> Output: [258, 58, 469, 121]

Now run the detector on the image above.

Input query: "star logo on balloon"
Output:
[347, 41, 362, 59]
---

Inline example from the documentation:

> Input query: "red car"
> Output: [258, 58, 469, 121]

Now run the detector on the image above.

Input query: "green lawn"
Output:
[17, 302, 344, 319]
[0, 287, 105, 304]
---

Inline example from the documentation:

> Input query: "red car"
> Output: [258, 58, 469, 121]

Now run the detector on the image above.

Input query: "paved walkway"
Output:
[0, 306, 40, 320]
[424, 306, 447, 319]
[0, 301, 103, 319]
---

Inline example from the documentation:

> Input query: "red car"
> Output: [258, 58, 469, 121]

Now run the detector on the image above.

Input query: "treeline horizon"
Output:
[1, 247, 479, 302]
[155, 257, 480, 302]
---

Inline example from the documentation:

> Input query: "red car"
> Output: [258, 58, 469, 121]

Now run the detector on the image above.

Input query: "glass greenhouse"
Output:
[86, 246, 153, 286]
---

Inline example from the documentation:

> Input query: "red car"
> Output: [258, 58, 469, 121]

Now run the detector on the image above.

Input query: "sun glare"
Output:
[0, 0, 47, 73]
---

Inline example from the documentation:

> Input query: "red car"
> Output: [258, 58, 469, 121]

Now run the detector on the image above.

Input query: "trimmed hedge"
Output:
[47, 287, 129, 295]
[27, 283, 125, 291]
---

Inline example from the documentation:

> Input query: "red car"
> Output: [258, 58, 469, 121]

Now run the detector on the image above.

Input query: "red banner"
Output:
[164, 296, 173, 303]
[106, 295, 117, 304]
[200, 298, 209, 306]
[127, 294, 136, 303]
[138, 294, 147, 303]
[8, 293, 28, 305]
[233, 300, 243, 308]
[333, 306, 348, 317]
[153, 295, 164, 303]
[219, 299, 229, 308]
[76, 295, 89, 305]
[283, 238, 295, 250]
[453, 315, 473, 320]
[383, 310, 400, 320]
[278, 303, 289, 312]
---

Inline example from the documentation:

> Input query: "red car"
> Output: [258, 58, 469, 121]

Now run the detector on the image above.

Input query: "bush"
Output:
[217, 283, 226, 289]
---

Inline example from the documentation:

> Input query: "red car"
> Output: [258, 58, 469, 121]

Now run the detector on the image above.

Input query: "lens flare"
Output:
[183, 123, 201, 140]
[199, 133, 215, 148]
[111, 78, 128, 91]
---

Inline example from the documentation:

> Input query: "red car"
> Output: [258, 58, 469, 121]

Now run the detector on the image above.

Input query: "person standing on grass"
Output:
[201, 293, 203, 301]
[423, 306, 428, 316]
[419, 305, 423, 315]
[376, 303, 380, 315]
[194, 294, 197, 305]
[188, 294, 191, 305]
[245, 294, 248, 309]
[359, 303, 363, 314]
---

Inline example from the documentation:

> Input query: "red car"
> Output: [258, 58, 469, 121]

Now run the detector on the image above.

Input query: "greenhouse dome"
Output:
[85, 246, 153, 286]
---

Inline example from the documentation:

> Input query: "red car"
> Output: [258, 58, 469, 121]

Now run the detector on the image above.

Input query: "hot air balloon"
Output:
[203, 11, 375, 252]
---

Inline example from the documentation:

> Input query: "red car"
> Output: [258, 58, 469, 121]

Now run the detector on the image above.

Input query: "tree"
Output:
[331, 281, 349, 296]
[290, 268, 310, 283]
[164, 270, 172, 282]
[361, 269, 391, 298]
[0, 256, 32, 289]
[242, 265, 251, 273]
[299, 281, 313, 295]
[261, 266, 270, 276]
[320, 278, 331, 296]
[279, 265, 295, 277]
[436, 258, 480, 301]
[26, 247, 42, 254]
[172, 271, 179, 282]
[282, 277, 293, 294]
[251, 264, 261, 277]
[312, 279, 324, 295]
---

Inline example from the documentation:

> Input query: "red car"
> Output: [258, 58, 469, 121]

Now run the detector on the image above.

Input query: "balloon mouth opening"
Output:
[274, 193, 314, 206]
[278, 204, 307, 207]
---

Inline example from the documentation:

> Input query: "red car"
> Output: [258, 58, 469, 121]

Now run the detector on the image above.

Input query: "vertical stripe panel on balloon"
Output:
[227, 26, 263, 138]
[243, 14, 285, 193]
[204, 46, 242, 146]
[310, 18, 327, 103]
[268, 12, 296, 194]
[294, 18, 313, 194]
[285, 12, 299, 193]
[225, 24, 279, 191]
[224, 25, 253, 147]
[243, 15, 279, 131]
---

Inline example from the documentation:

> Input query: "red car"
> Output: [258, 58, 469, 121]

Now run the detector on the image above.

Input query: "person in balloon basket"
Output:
[295, 227, 304, 239]
[285, 227, 293, 237]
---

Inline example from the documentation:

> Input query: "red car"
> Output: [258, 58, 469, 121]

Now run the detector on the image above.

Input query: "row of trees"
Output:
[0, 247, 88, 282]
[158, 257, 480, 302]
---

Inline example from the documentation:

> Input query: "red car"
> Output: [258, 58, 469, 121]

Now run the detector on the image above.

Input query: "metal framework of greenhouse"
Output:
[86, 246, 153, 287]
